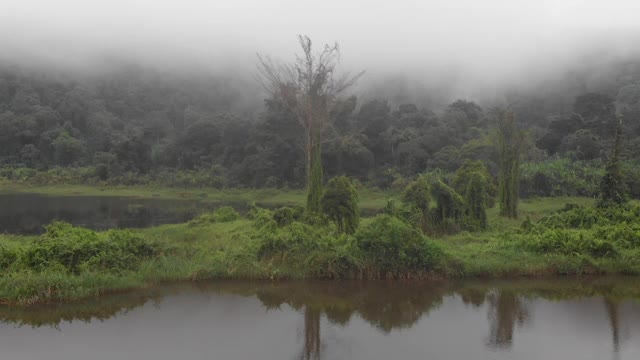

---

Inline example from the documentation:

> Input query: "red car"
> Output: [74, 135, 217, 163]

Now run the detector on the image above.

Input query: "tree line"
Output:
[1, 38, 640, 193]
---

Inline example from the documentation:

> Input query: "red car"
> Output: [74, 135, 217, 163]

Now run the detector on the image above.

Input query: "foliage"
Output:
[508, 204, 640, 259]
[321, 176, 360, 234]
[254, 221, 358, 278]
[496, 110, 525, 218]
[598, 117, 627, 207]
[430, 179, 464, 232]
[3, 195, 640, 305]
[453, 160, 495, 204]
[401, 177, 431, 231]
[520, 158, 604, 197]
[354, 215, 444, 275]
[1, 59, 640, 192]
[272, 207, 295, 227]
[22, 222, 159, 273]
[463, 172, 489, 230]
[188, 206, 240, 226]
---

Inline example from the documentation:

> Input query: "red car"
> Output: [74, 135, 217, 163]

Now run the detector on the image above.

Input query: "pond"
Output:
[0, 193, 233, 234]
[1, 277, 639, 360]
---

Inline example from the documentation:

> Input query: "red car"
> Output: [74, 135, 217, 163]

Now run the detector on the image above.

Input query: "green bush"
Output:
[273, 207, 294, 227]
[256, 222, 318, 259]
[22, 222, 160, 273]
[0, 245, 18, 270]
[188, 206, 240, 226]
[528, 229, 617, 258]
[509, 204, 640, 259]
[321, 176, 360, 234]
[249, 206, 278, 232]
[354, 215, 443, 275]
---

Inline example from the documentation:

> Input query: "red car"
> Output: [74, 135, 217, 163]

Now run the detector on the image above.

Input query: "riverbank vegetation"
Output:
[1, 191, 640, 306]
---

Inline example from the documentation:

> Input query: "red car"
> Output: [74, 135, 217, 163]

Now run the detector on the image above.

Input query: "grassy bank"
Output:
[1, 194, 640, 306]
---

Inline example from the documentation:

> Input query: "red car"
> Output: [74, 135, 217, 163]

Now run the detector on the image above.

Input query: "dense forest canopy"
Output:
[2, 51, 640, 194]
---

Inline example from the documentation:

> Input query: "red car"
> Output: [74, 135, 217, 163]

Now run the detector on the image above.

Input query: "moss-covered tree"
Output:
[496, 110, 525, 218]
[321, 176, 359, 234]
[598, 115, 627, 207]
[402, 177, 431, 230]
[430, 180, 464, 226]
[463, 172, 488, 230]
[453, 160, 496, 208]
[257, 35, 364, 213]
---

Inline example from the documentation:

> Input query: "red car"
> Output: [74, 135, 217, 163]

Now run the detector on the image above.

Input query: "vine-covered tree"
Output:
[320, 176, 359, 234]
[257, 35, 364, 212]
[598, 115, 627, 207]
[430, 180, 464, 227]
[402, 177, 431, 230]
[495, 110, 525, 218]
[463, 172, 489, 230]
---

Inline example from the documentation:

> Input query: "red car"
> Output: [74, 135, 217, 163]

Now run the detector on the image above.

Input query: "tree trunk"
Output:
[306, 138, 323, 213]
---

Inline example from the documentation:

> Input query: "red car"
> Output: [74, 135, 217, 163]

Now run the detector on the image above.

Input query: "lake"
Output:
[1, 278, 639, 360]
[0, 193, 238, 234]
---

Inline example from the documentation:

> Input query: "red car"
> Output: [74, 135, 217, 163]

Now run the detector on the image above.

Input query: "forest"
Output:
[1, 51, 640, 197]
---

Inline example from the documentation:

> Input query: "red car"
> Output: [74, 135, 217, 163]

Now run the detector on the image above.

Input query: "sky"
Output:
[2, 0, 640, 102]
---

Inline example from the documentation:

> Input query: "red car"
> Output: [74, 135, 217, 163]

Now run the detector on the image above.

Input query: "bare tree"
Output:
[257, 35, 364, 212]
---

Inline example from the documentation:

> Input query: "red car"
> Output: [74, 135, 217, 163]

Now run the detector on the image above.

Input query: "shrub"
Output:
[321, 176, 360, 234]
[188, 206, 240, 226]
[0, 245, 18, 270]
[22, 222, 160, 273]
[250, 206, 277, 232]
[528, 229, 618, 258]
[256, 222, 318, 259]
[354, 215, 443, 275]
[272, 207, 294, 227]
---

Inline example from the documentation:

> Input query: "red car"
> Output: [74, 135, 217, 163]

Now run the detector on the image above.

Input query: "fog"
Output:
[2, 0, 640, 107]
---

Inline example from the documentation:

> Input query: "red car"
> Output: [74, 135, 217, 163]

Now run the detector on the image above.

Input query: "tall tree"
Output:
[256, 35, 363, 212]
[495, 110, 525, 218]
[598, 115, 627, 207]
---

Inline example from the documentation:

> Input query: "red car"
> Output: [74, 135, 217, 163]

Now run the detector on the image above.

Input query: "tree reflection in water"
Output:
[300, 307, 321, 360]
[485, 290, 530, 349]
[0, 277, 639, 360]
[604, 297, 621, 360]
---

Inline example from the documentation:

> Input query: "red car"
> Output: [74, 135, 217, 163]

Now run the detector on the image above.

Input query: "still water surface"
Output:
[1, 278, 639, 360]
[0, 193, 233, 234]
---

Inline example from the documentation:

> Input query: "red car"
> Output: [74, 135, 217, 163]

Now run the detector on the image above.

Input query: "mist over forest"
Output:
[8, 0, 640, 324]
[2, 0, 640, 195]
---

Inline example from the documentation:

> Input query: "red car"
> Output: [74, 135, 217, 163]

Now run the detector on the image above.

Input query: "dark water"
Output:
[1, 278, 640, 360]
[0, 193, 235, 234]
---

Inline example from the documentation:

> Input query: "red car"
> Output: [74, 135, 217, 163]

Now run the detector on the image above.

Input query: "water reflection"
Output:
[1, 278, 640, 360]
[605, 298, 622, 360]
[300, 307, 321, 360]
[485, 290, 530, 349]
[0, 193, 243, 234]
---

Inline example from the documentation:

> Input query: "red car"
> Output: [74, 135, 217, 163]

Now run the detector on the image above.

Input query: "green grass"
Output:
[1, 193, 640, 306]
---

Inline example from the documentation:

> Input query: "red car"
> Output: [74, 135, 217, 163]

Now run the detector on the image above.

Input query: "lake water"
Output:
[0, 193, 233, 234]
[1, 278, 639, 360]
